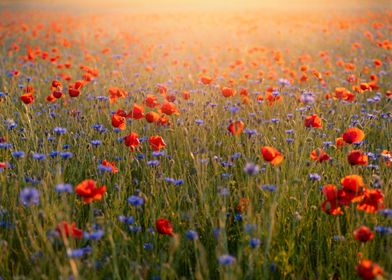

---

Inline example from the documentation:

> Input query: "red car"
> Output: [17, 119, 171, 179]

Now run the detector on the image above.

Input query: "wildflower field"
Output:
[0, 0, 391, 279]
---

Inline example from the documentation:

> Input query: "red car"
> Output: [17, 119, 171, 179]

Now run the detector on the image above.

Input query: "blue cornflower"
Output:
[308, 173, 321, 181]
[374, 226, 392, 235]
[129, 225, 142, 233]
[244, 128, 257, 135]
[55, 183, 73, 193]
[118, 215, 135, 225]
[185, 230, 199, 241]
[62, 144, 71, 150]
[152, 151, 165, 157]
[249, 238, 261, 248]
[53, 127, 66, 135]
[0, 143, 13, 149]
[219, 187, 230, 196]
[98, 164, 112, 172]
[378, 209, 392, 218]
[20, 187, 40, 207]
[147, 160, 159, 166]
[67, 246, 92, 258]
[91, 140, 102, 147]
[262, 184, 277, 192]
[231, 152, 241, 160]
[244, 162, 260, 175]
[218, 255, 236, 265]
[84, 230, 104, 240]
[127, 195, 144, 206]
[195, 119, 204, 125]
[12, 151, 25, 158]
[143, 242, 153, 250]
[50, 151, 60, 158]
[333, 235, 345, 241]
[32, 153, 46, 161]
[174, 179, 184, 186]
[60, 152, 73, 159]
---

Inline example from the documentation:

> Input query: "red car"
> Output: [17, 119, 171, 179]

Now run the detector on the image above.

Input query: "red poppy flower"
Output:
[20, 93, 34, 104]
[182, 90, 190, 100]
[305, 114, 322, 128]
[111, 113, 126, 130]
[51, 80, 62, 91]
[221, 87, 236, 97]
[339, 175, 364, 205]
[156, 218, 173, 236]
[149, 135, 166, 151]
[261, 146, 284, 165]
[336, 137, 347, 148]
[354, 226, 374, 243]
[347, 150, 368, 165]
[124, 132, 140, 152]
[53, 91, 64, 99]
[145, 111, 160, 123]
[144, 94, 160, 108]
[160, 102, 179, 115]
[321, 184, 343, 215]
[200, 76, 213, 85]
[227, 121, 245, 136]
[357, 189, 384, 213]
[310, 148, 330, 162]
[101, 160, 118, 174]
[68, 80, 84, 98]
[342, 127, 365, 144]
[356, 260, 383, 280]
[127, 104, 145, 120]
[56, 221, 83, 239]
[108, 87, 127, 103]
[75, 179, 107, 204]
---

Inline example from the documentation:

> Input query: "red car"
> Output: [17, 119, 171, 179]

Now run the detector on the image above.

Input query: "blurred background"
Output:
[0, 0, 389, 13]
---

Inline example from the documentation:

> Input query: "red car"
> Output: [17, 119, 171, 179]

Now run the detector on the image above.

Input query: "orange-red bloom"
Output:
[20, 93, 34, 104]
[156, 218, 174, 236]
[357, 189, 384, 213]
[342, 127, 365, 144]
[354, 226, 374, 243]
[68, 80, 84, 98]
[145, 111, 160, 123]
[310, 148, 330, 162]
[149, 135, 166, 151]
[261, 146, 284, 165]
[111, 112, 126, 130]
[109, 87, 127, 103]
[200, 76, 213, 85]
[305, 114, 322, 128]
[321, 184, 343, 215]
[356, 260, 383, 280]
[227, 121, 245, 136]
[56, 221, 83, 239]
[221, 87, 236, 97]
[127, 104, 145, 120]
[101, 160, 118, 174]
[347, 150, 368, 165]
[144, 94, 160, 108]
[160, 102, 179, 115]
[75, 179, 107, 203]
[339, 175, 364, 205]
[124, 132, 140, 152]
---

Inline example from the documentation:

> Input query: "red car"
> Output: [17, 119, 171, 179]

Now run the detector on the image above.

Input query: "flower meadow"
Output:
[0, 1, 391, 279]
